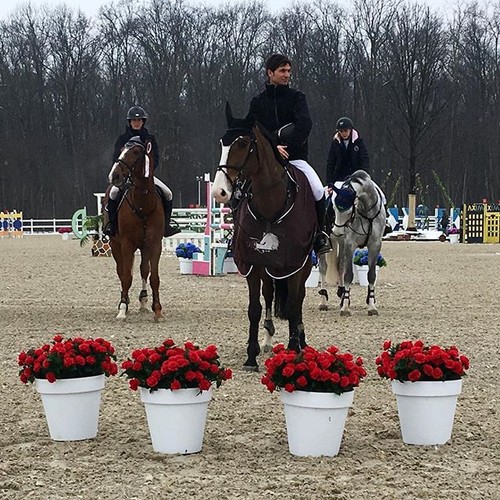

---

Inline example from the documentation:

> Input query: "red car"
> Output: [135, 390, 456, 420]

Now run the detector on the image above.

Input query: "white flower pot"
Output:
[391, 380, 462, 445]
[35, 374, 105, 441]
[61, 233, 70, 240]
[178, 257, 193, 274]
[448, 233, 459, 244]
[352, 263, 359, 284]
[354, 265, 379, 286]
[305, 267, 319, 288]
[140, 387, 212, 454]
[280, 390, 354, 456]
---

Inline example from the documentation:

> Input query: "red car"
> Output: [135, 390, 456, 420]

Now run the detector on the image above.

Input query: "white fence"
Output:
[22, 219, 73, 234]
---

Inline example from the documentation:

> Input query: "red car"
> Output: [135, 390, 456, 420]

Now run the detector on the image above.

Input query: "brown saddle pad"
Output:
[232, 166, 316, 279]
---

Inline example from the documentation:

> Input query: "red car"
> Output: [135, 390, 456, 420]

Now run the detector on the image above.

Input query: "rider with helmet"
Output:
[104, 105, 180, 237]
[326, 116, 392, 234]
[326, 116, 369, 184]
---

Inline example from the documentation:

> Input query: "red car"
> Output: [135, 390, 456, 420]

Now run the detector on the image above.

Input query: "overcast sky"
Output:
[0, 0, 463, 20]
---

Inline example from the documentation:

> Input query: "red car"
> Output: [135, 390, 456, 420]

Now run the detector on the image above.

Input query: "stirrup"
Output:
[314, 232, 332, 256]
[165, 225, 181, 237]
[103, 222, 116, 236]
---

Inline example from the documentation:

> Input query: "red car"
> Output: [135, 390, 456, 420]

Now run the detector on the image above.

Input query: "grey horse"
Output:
[318, 170, 386, 316]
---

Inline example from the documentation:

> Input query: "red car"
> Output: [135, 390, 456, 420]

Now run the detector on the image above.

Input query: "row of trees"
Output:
[0, 0, 499, 217]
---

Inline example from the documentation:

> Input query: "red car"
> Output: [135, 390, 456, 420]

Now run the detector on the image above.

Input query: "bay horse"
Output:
[318, 170, 385, 316]
[211, 103, 316, 370]
[107, 137, 164, 322]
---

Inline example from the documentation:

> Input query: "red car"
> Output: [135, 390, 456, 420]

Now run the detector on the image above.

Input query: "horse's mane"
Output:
[350, 170, 371, 186]
[255, 121, 287, 167]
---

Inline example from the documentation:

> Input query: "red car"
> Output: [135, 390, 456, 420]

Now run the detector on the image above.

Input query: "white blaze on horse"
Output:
[319, 170, 386, 316]
[212, 103, 316, 370]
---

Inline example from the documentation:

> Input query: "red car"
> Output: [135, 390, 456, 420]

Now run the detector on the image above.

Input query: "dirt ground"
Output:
[0, 236, 498, 500]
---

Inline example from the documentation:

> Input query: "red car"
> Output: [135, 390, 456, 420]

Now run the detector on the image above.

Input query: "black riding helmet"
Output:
[127, 106, 147, 121]
[336, 116, 353, 130]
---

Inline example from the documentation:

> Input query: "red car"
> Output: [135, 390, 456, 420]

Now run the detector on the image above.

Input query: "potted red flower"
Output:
[18, 334, 118, 441]
[121, 338, 232, 454]
[261, 344, 367, 457]
[376, 339, 470, 445]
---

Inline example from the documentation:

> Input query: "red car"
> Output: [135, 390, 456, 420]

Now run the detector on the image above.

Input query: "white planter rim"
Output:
[391, 379, 462, 397]
[280, 389, 354, 409]
[140, 387, 213, 405]
[35, 374, 105, 394]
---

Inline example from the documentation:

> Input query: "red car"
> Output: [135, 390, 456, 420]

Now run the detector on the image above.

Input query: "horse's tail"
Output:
[325, 238, 339, 286]
[274, 278, 288, 319]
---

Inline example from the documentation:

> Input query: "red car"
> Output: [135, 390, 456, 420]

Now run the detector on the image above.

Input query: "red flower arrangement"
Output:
[375, 339, 470, 382]
[57, 227, 72, 234]
[261, 344, 367, 395]
[121, 338, 232, 392]
[18, 334, 118, 384]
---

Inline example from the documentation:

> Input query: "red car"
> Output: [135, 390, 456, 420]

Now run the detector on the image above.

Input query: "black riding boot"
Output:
[162, 197, 181, 237]
[104, 197, 118, 236]
[314, 196, 332, 255]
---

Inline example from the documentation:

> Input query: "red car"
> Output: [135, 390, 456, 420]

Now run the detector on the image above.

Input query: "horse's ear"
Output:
[225, 102, 233, 125]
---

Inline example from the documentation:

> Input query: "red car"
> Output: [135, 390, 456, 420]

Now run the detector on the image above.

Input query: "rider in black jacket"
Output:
[245, 54, 331, 255]
[104, 106, 180, 237]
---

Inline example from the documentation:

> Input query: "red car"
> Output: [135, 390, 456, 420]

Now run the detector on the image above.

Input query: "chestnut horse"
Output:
[107, 137, 164, 321]
[211, 103, 316, 370]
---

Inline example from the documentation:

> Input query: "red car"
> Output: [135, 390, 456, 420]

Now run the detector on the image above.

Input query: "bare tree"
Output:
[380, 3, 448, 220]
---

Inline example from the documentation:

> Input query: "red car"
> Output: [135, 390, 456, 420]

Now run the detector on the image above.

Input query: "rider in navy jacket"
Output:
[104, 105, 180, 237]
[113, 125, 160, 168]
[326, 116, 391, 234]
[326, 117, 370, 184]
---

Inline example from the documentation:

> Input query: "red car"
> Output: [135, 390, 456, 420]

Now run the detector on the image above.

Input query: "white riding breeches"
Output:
[109, 177, 172, 201]
[153, 177, 172, 201]
[289, 159, 324, 201]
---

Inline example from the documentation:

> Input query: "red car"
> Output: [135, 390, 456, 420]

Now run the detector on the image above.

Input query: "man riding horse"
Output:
[244, 54, 332, 256]
[104, 105, 180, 238]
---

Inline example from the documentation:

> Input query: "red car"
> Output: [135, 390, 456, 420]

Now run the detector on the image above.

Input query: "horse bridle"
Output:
[117, 142, 147, 184]
[333, 182, 383, 247]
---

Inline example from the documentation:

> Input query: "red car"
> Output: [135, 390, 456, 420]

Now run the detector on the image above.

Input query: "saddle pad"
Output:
[232, 166, 316, 279]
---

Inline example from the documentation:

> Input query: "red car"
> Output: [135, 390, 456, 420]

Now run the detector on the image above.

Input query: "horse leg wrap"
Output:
[340, 289, 350, 308]
[337, 286, 345, 299]
[366, 288, 376, 305]
[318, 288, 329, 301]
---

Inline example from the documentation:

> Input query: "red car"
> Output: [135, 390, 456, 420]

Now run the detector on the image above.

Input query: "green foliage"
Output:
[433, 170, 454, 207]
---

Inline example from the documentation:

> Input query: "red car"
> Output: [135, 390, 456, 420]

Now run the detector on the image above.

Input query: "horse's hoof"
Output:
[340, 310, 352, 317]
[319, 304, 328, 311]
[368, 309, 379, 316]
[243, 365, 259, 372]
[154, 314, 165, 323]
